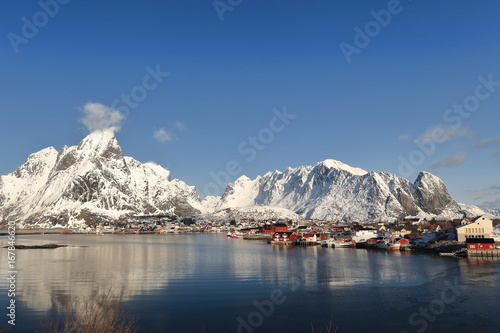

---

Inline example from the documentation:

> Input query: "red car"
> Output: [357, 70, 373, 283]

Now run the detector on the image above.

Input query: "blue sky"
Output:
[1, 0, 499, 208]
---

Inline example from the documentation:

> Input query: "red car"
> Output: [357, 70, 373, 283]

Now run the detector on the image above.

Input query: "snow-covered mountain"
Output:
[217, 159, 464, 222]
[0, 132, 469, 226]
[459, 203, 500, 219]
[199, 196, 220, 213]
[0, 130, 202, 226]
[199, 205, 303, 223]
[484, 208, 500, 217]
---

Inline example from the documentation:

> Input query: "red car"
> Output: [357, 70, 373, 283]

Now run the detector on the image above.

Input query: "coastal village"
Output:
[18, 213, 500, 258]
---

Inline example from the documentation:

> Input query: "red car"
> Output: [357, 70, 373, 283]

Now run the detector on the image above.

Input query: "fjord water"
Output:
[1, 234, 499, 332]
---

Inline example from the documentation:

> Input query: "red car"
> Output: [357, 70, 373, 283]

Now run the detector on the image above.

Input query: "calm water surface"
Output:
[1, 233, 499, 332]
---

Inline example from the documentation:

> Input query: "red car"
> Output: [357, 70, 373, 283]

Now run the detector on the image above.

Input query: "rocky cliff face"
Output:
[217, 159, 464, 222]
[0, 134, 466, 226]
[0, 130, 202, 226]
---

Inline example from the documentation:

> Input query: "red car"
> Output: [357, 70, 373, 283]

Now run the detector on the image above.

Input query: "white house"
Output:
[456, 216, 493, 242]
[353, 228, 379, 243]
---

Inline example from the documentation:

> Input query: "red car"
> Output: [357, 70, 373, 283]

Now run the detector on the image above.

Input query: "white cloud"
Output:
[416, 125, 471, 143]
[153, 121, 187, 143]
[174, 122, 186, 131]
[80, 102, 125, 133]
[398, 134, 411, 141]
[430, 151, 467, 169]
[153, 128, 173, 143]
[475, 136, 500, 148]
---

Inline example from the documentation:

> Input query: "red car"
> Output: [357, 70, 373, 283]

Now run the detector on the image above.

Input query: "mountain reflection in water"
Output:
[1, 233, 499, 332]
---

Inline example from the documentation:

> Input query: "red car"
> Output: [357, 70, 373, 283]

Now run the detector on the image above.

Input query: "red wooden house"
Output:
[271, 223, 289, 233]
[396, 238, 410, 245]
[466, 238, 495, 251]
[270, 232, 296, 245]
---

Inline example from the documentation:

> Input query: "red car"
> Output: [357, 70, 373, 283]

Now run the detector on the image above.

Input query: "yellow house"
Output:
[456, 216, 493, 242]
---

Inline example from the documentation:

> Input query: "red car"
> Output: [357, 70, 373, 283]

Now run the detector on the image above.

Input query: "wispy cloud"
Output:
[153, 122, 186, 143]
[174, 122, 186, 131]
[80, 102, 125, 133]
[480, 198, 500, 210]
[430, 151, 467, 169]
[466, 186, 500, 201]
[416, 125, 471, 143]
[398, 134, 411, 141]
[153, 128, 173, 143]
[475, 136, 500, 148]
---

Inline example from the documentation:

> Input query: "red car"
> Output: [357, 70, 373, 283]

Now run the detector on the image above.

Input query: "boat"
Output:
[376, 238, 401, 250]
[320, 238, 335, 247]
[352, 228, 379, 248]
[333, 239, 355, 248]
[102, 226, 115, 234]
[227, 231, 243, 238]
[321, 237, 354, 248]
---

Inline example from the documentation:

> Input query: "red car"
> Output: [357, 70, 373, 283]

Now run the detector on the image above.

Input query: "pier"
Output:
[468, 249, 500, 258]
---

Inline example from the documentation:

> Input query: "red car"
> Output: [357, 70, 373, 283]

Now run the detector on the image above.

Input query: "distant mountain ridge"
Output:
[216, 159, 464, 222]
[459, 203, 500, 219]
[0, 133, 474, 226]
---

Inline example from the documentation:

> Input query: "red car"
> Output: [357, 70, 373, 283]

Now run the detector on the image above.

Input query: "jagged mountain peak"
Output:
[13, 147, 58, 179]
[1, 138, 466, 226]
[316, 159, 368, 176]
[415, 170, 442, 184]
[234, 175, 252, 183]
[218, 159, 463, 222]
[0, 132, 201, 226]
[143, 161, 171, 181]
[77, 130, 123, 160]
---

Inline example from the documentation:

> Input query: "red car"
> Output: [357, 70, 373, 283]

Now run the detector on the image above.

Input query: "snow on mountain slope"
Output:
[321, 159, 367, 176]
[200, 196, 220, 213]
[216, 175, 260, 210]
[0, 134, 468, 226]
[459, 203, 500, 219]
[0, 147, 59, 221]
[0, 130, 202, 226]
[201, 205, 303, 223]
[483, 208, 500, 217]
[217, 160, 464, 222]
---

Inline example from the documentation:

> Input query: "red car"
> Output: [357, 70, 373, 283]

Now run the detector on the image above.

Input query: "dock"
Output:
[468, 249, 500, 257]
[439, 248, 500, 258]
[243, 234, 270, 240]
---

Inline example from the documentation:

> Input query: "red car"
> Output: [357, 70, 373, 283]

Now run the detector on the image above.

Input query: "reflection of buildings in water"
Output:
[4, 233, 487, 317]
[230, 246, 442, 289]
[457, 257, 500, 285]
[325, 250, 450, 287]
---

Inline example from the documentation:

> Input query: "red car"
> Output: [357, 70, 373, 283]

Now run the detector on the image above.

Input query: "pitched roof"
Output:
[466, 238, 495, 244]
